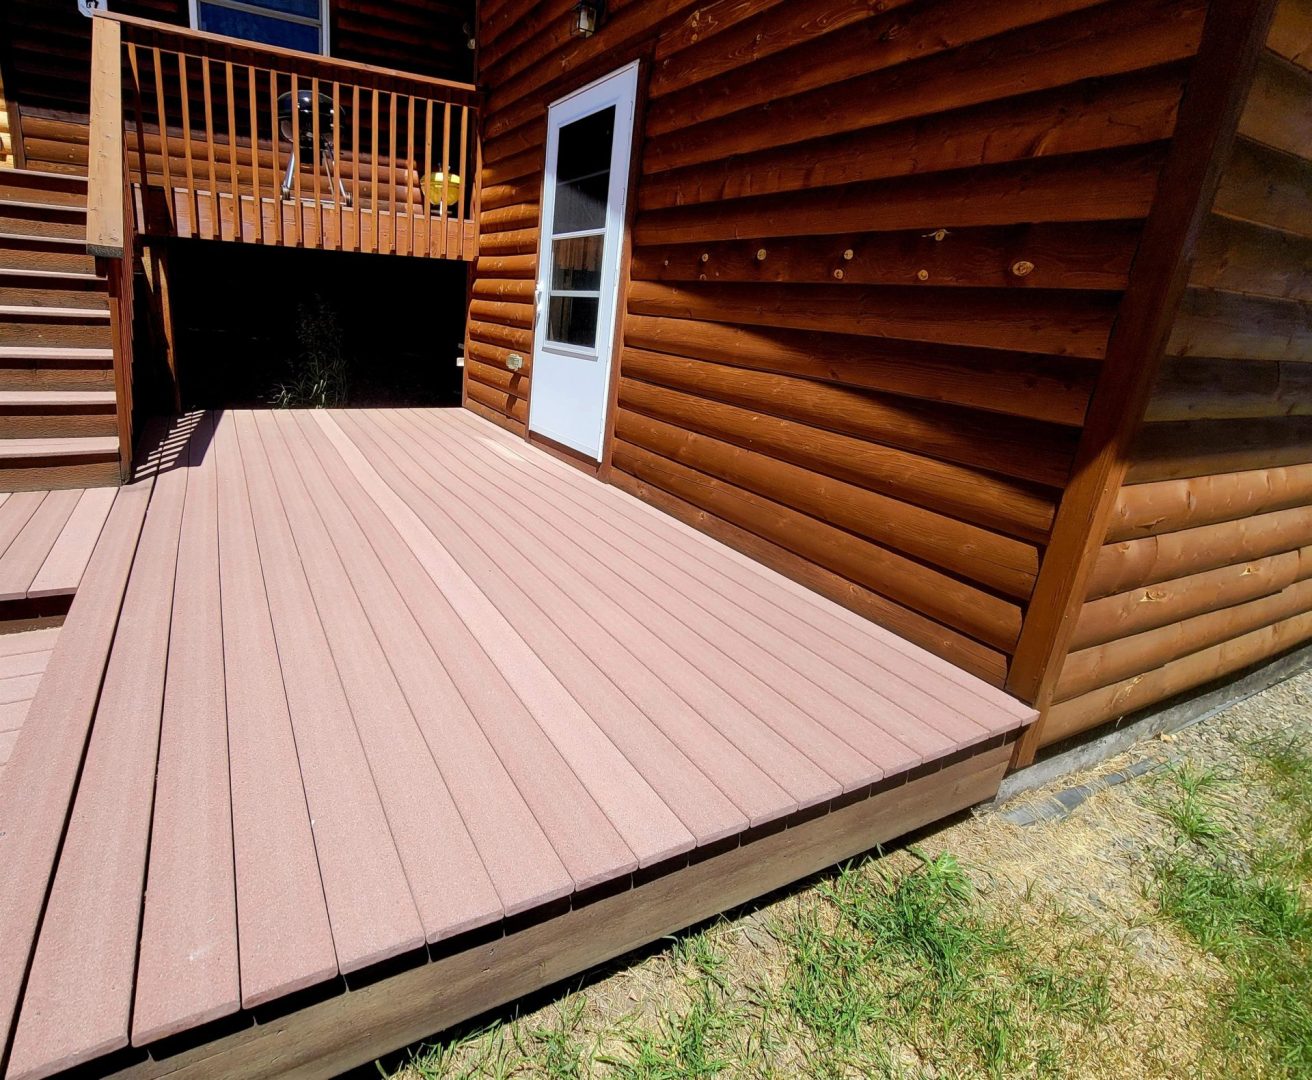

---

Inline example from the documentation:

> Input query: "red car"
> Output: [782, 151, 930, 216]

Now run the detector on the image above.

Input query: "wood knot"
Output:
[916, 269, 929, 281]
[755, 248, 768, 261]
[924, 228, 950, 241]
[700, 252, 709, 263]
[833, 268, 844, 280]
[1011, 260, 1035, 277]
[842, 248, 854, 261]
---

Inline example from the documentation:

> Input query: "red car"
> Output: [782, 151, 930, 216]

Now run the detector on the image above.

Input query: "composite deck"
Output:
[0, 487, 116, 603]
[0, 407, 1033, 1079]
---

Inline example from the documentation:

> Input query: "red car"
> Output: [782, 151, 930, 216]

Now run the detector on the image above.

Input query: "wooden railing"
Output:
[90, 12, 481, 259]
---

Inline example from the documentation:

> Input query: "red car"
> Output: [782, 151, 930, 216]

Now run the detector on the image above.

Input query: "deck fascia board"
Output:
[108, 736, 1013, 1080]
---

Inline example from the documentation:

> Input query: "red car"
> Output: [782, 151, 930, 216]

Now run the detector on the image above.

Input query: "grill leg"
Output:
[321, 141, 350, 206]
[279, 151, 297, 200]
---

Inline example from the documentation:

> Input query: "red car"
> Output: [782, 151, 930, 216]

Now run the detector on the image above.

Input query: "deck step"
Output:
[0, 437, 118, 460]
[0, 200, 87, 241]
[0, 436, 120, 491]
[0, 346, 115, 393]
[0, 306, 109, 321]
[0, 269, 108, 309]
[0, 170, 87, 208]
[0, 305, 112, 349]
[0, 391, 117, 407]
[0, 234, 95, 275]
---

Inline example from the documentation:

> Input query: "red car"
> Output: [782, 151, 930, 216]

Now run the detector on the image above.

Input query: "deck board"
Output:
[296, 411, 651, 895]
[28, 487, 117, 598]
[338, 409, 751, 845]
[339, 410, 831, 817]
[401, 410, 931, 776]
[249, 410, 511, 938]
[6, 426, 189, 1079]
[232, 411, 426, 977]
[0, 430, 161, 1069]
[318, 412, 684, 875]
[212, 411, 339, 1012]
[0, 490, 80, 602]
[271, 410, 572, 918]
[0, 407, 1034, 1080]
[132, 414, 239, 1047]
[435, 409, 996, 754]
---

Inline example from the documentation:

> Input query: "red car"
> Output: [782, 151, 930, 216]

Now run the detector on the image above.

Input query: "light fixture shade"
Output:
[572, 0, 600, 37]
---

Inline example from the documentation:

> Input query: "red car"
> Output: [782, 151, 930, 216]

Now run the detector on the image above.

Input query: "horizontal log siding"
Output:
[1047, 0, 1312, 741]
[0, 0, 473, 173]
[469, 0, 1208, 686]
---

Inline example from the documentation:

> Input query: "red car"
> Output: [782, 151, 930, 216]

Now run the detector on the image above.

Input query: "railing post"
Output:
[86, 16, 125, 259]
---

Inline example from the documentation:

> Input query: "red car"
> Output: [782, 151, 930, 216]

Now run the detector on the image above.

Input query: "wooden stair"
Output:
[0, 169, 120, 490]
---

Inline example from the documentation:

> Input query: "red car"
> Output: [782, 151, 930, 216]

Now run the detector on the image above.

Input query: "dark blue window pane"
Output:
[198, 4, 320, 52]
[240, 0, 319, 17]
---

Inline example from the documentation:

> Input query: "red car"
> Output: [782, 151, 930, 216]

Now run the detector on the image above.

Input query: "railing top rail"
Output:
[93, 11, 483, 106]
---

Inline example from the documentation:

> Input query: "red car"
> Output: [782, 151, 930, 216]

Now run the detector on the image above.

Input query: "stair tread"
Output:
[0, 390, 116, 406]
[0, 233, 85, 247]
[0, 306, 110, 320]
[1, 168, 87, 185]
[0, 345, 114, 359]
[0, 268, 103, 284]
[0, 199, 86, 216]
[0, 437, 118, 459]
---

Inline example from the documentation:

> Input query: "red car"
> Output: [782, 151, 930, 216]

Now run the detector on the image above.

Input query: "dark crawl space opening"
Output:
[138, 239, 469, 414]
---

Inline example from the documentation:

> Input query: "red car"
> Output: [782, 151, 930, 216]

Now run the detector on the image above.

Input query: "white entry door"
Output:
[528, 62, 640, 460]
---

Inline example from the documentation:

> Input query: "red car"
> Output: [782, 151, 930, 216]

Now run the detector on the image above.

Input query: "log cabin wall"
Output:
[468, 0, 1212, 688]
[1041, 0, 1312, 746]
[0, 0, 474, 174]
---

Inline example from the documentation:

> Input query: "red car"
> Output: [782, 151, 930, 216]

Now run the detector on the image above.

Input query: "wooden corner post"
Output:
[87, 16, 125, 259]
[1005, 0, 1280, 767]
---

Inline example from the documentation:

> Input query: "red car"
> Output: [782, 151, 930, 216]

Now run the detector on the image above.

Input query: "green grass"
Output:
[1152, 739, 1312, 1078]
[773, 850, 1112, 1078]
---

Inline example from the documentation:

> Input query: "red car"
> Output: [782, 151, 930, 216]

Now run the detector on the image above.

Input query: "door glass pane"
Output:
[551, 235, 604, 291]
[548, 295, 600, 347]
[552, 107, 614, 234]
[558, 107, 614, 182]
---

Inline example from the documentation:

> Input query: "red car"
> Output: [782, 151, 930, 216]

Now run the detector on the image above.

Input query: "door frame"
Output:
[527, 59, 641, 463]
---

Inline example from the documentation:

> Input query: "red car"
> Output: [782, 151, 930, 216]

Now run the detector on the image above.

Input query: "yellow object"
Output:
[427, 171, 462, 208]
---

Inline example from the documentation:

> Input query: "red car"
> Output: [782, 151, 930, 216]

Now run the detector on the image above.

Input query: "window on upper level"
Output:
[190, 0, 328, 55]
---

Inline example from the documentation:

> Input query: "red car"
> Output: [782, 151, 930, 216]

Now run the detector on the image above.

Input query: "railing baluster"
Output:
[247, 65, 263, 244]
[126, 43, 148, 233]
[351, 84, 360, 253]
[422, 98, 433, 259]
[311, 76, 324, 248]
[387, 91, 398, 256]
[470, 107, 482, 259]
[457, 103, 468, 261]
[224, 61, 240, 240]
[403, 95, 414, 257]
[151, 47, 173, 231]
[201, 57, 219, 240]
[178, 53, 197, 239]
[370, 88, 380, 255]
[332, 81, 341, 252]
[439, 101, 450, 260]
[290, 72, 302, 247]
[269, 69, 282, 247]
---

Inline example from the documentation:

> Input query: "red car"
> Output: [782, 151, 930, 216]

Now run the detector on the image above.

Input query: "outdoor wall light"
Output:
[572, 0, 603, 37]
